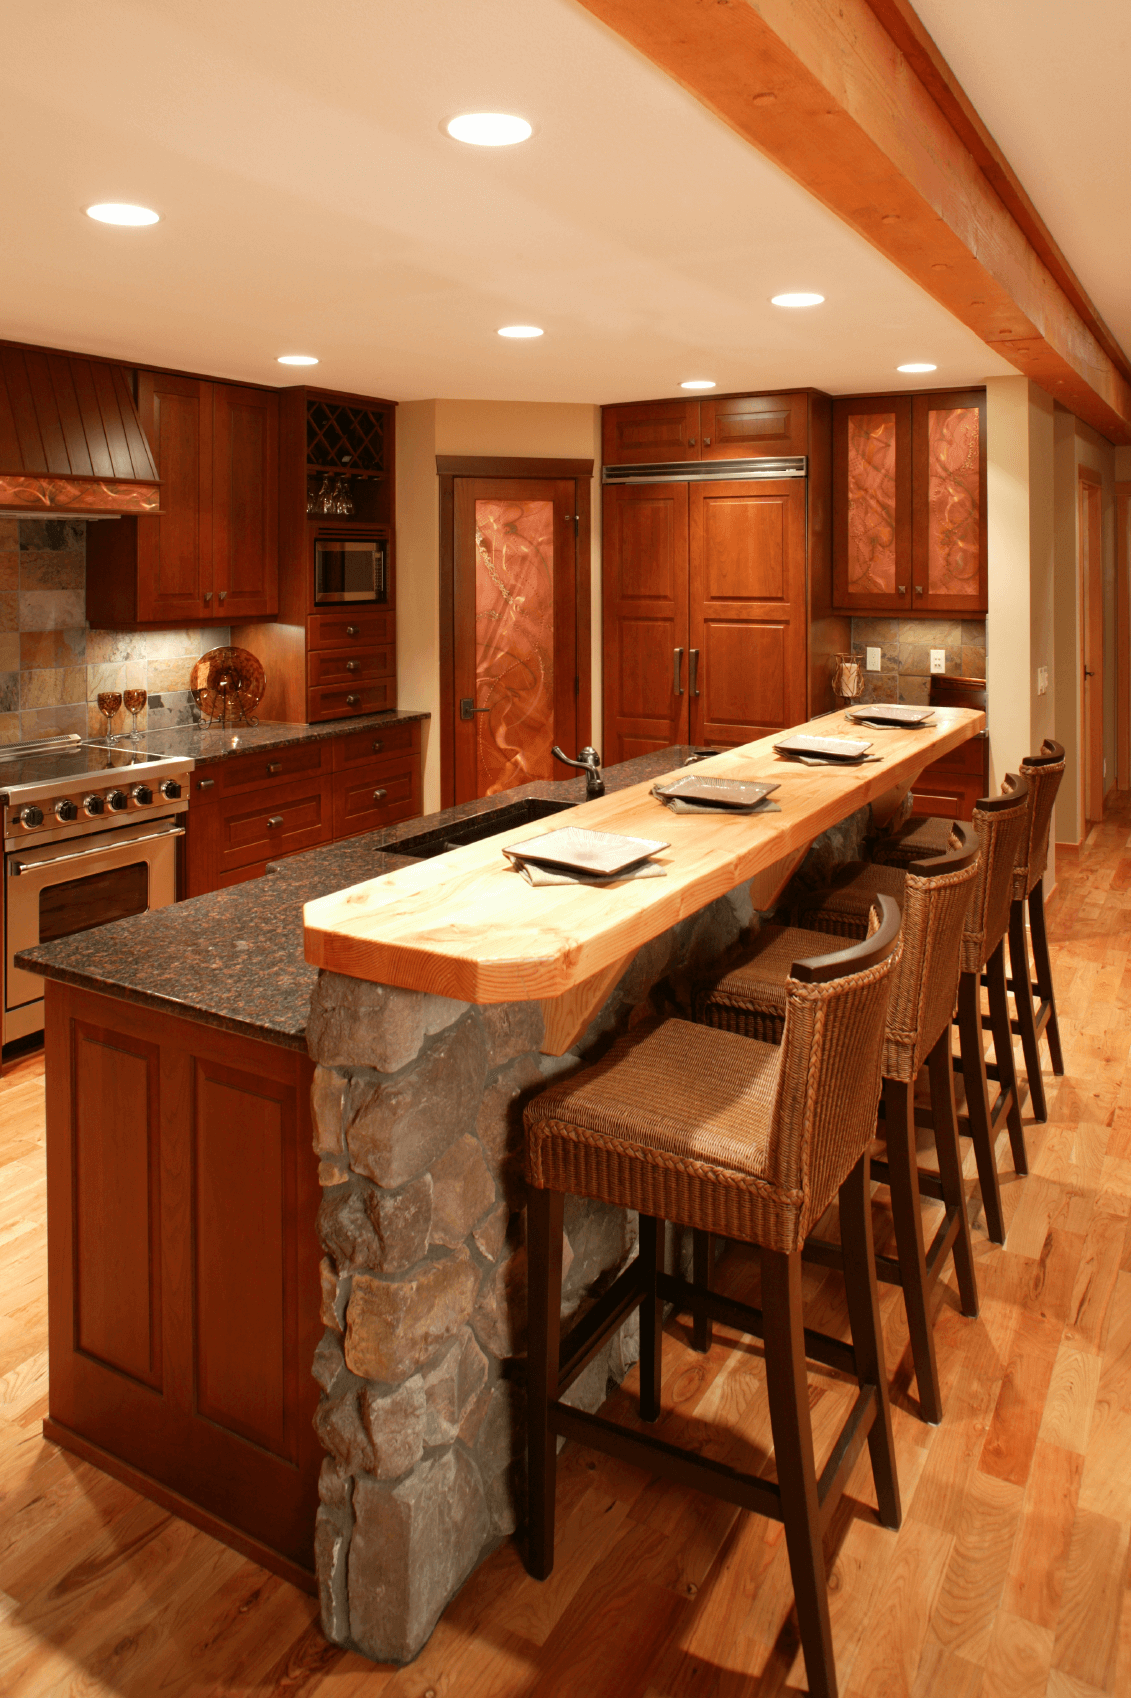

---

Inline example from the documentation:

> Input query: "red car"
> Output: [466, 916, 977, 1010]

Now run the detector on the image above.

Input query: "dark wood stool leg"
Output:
[881, 1076, 943, 1425]
[526, 1185, 565, 1580]
[692, 1228, 713, 1353]
[839, 1151, 901, 1529]
[1008, 900, 1047, 1122]
[927, 1028, 979, 1319]
[1029, 879, 1064, 1075]
[957, 969, 1006, 1244]
[761, 1248, 839, 1698]
[638, 1214, 664, 1423]
[987, 939, 1029, 1176]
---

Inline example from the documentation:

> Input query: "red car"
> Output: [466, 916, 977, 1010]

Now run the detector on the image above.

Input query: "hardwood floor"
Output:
[4, 801, 1131, 1695]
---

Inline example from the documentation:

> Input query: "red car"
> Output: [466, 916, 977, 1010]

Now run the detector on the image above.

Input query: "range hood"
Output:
[0, 345, 160, 516]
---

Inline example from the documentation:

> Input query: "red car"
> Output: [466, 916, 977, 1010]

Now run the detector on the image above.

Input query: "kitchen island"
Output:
[19, 711, 984, 1664]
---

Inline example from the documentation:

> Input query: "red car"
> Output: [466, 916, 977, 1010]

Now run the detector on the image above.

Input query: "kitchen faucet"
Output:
[552, 745, 605, 799]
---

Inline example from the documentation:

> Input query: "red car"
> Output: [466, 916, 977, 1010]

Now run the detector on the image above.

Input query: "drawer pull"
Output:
[268, 815, 284, 828]
[373, 788, 387, 802]
[198, 777, 216, 790]
[346, 625, 360, 637]
[346, 694, 360, 706]
[267, 761, 282, 775]
[346, 660, 361, 673]
[372, 739, 383, 752]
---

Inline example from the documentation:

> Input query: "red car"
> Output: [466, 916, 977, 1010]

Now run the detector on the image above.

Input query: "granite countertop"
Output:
[144, 707, 430, 766]
[17, 746, 704, 1051]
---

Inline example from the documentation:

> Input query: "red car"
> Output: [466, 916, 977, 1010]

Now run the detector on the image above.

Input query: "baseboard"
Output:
[42, 1417, 318, 1597]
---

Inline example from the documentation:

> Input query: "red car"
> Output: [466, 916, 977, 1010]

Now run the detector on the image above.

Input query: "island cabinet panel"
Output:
[45, 985, 321, 1586]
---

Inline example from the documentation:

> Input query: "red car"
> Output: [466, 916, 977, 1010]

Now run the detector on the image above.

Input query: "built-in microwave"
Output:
[314, 536, 388, 605]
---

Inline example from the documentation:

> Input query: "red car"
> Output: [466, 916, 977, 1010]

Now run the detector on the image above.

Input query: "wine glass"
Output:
[123, 688, 147, 742]
[97, 691, 122, 743]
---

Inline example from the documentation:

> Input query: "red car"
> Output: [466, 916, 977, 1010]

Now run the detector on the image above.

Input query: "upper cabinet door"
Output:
[911, 389, 987, 614]
[602, 400, 701, 465]
[212, 385, 279, 620]
[601, 482, 690, 762]
[699, 392, 808, 460]
[136, 373, 213, 624]
[831, 395, 913, 613]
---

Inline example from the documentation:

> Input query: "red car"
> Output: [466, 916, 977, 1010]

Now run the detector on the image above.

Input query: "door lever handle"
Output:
[689, 649, 700, 697]
[460, 697, 490, 720]
[674, 647, 684, 696]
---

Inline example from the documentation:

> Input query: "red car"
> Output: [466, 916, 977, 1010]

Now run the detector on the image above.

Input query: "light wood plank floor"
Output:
[4, 804, 1131, 1696]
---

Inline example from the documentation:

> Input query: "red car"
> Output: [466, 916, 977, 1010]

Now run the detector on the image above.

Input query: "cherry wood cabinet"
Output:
[602, 479, 809, 760]
[86, 373, 279, 628]
[602, 391, 808, 466]
[832, 387, 986, 615]
[43, 982, 321, 1587]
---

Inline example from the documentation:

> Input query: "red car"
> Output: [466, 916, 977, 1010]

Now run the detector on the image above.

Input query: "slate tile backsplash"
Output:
[0, 518, 228, 745]
[849, 617, 986, 706]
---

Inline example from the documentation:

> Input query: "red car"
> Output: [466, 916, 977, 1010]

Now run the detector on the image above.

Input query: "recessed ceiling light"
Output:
[277, 354, 320, 366]
[771, 292, 824, 308]
[447, 113, 532, 147]
[498, 325, 543, 339]
[680, 380, 716, 390]
[897, 362, 938, 373]
[85, 203, 160, 226]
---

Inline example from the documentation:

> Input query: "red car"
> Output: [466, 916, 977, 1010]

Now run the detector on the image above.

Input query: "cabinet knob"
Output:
[268, 815, 283, 828]
[346, 625, 360, 637]
[372, 740, 383, 752]
[219, 589, 227, 603]
[203, 591, 213, 603]
[345, 660, 361, 673]
[915, 585, 924, 596]
[703, 437, 711, 445]
[373, 788, 387, 802]
[688, 437, 696, 446]
[267, 760, 282, 774]
[897, 585, 906, 595]
[346, 694, 360, 706]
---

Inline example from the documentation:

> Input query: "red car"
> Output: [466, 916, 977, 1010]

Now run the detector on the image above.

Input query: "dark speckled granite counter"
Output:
[134, 707, 429, 766]
[17, 747, 704, 1051]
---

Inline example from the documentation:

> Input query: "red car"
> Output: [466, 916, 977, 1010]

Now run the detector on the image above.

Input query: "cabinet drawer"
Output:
[308, 679, 396, 722]
[215, 741, 329, 795]
[308, 611, 394, 650]
[217, 778, 332, 870]
[332, 763, 419, 839]
[307, 646, 394, 689]
[332, 720, 420, 771]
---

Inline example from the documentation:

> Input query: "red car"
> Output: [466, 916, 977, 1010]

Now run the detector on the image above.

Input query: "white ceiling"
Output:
[0, 0, 1019, 403]
[913, 0, 1131, 364]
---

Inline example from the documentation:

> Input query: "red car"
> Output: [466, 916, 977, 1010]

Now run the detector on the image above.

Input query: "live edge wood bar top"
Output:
[303, 707, 984, 1006]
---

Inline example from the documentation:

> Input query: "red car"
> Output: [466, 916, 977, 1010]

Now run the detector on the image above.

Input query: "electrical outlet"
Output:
[930, 649, 946, 675]
[1037, 665, 1049, 696]
[866, 647, 882, 672]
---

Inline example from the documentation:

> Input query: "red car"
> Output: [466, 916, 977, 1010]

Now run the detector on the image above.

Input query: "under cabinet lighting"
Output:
[277, 354, 320, 366]
[897, 362, 938, 373]
[448, 113, 532, 146]
[771, 292, 824, 308]
[85, 203, 160, 226]
[498, 325, 543, 338]
[681, 380, 716, 390]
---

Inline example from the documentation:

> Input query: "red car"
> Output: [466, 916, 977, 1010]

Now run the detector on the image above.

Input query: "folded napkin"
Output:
[652, 787, 782, 817]
[513, 858, 667, 888]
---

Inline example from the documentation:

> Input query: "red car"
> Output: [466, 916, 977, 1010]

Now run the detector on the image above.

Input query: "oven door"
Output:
[5, 815, 183, 1036]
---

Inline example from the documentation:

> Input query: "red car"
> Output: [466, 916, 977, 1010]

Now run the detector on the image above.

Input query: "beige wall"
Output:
[395, 400, 601, 813]
[985, 378, 1034, 789]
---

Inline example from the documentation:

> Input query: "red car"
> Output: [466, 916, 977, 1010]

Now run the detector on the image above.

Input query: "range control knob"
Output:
[132, 784, 153, 805]
[106, 789, 128, 812]
[55, 799, 78, 822]
[19, 805, 44, 829]
[84, 794, 105, 816]
[159, 778, 182, 800]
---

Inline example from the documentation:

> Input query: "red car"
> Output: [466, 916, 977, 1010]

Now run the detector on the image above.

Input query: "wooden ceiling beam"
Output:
[575, 0, 1131, 443]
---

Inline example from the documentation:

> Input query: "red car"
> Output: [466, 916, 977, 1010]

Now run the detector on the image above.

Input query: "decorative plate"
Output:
[846, 705, 935, 727]
[773, 734, 873, 761]
[503, 827, 669, 878]
[653, 775, 780, 809]
[190, 646, 266, 719]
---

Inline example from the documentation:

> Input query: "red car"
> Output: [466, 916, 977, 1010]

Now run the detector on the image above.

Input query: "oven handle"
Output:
[8, 824, 185, 876]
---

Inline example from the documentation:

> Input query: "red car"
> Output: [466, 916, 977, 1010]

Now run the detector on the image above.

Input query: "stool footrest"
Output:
[655, 1270, 858, 1379]
[557, 1259, 645, 1397]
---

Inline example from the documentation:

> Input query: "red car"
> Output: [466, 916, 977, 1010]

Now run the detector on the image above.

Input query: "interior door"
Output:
[602, 482, 690, 763]
[1080, 470, 1104, 822]
[688, 479, 808, 746]
[452, 478, 578, 802]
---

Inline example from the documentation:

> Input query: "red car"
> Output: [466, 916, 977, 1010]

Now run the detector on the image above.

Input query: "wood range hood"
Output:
[0, 344, 160, 516]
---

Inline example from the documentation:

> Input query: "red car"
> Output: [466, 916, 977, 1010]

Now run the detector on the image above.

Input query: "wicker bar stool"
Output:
[693, 838, 980, 1424]
[524, 899, 903, 1698]
[1001, 740, 1066, 1121]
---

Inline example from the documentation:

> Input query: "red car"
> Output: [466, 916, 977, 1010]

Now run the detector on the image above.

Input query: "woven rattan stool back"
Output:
[1017, 739, 1066, 898]
[876, 845, 980, 1082]
[963, 774, 1029, 973]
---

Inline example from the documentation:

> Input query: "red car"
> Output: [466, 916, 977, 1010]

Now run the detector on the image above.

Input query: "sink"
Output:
[391, 796, 576, 860]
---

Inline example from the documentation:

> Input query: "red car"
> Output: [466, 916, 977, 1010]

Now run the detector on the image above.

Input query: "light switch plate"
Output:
[930, 649, 946, 675]
[1037, 665, 1049, 696]
[866, 646, 882, 672]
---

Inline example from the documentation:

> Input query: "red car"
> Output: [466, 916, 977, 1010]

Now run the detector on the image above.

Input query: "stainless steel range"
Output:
[1, 734, 195, 1044]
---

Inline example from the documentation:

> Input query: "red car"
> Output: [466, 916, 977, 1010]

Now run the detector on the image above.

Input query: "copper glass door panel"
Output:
[453, 479, 577, 802]
[688, 481, 807, 745]
[601, 400, 700, 466]
[911, 389, 987, 613]
[699, 393, 807, 460]
[832, 395, 912, 612]
[602, 483, 689, 764]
